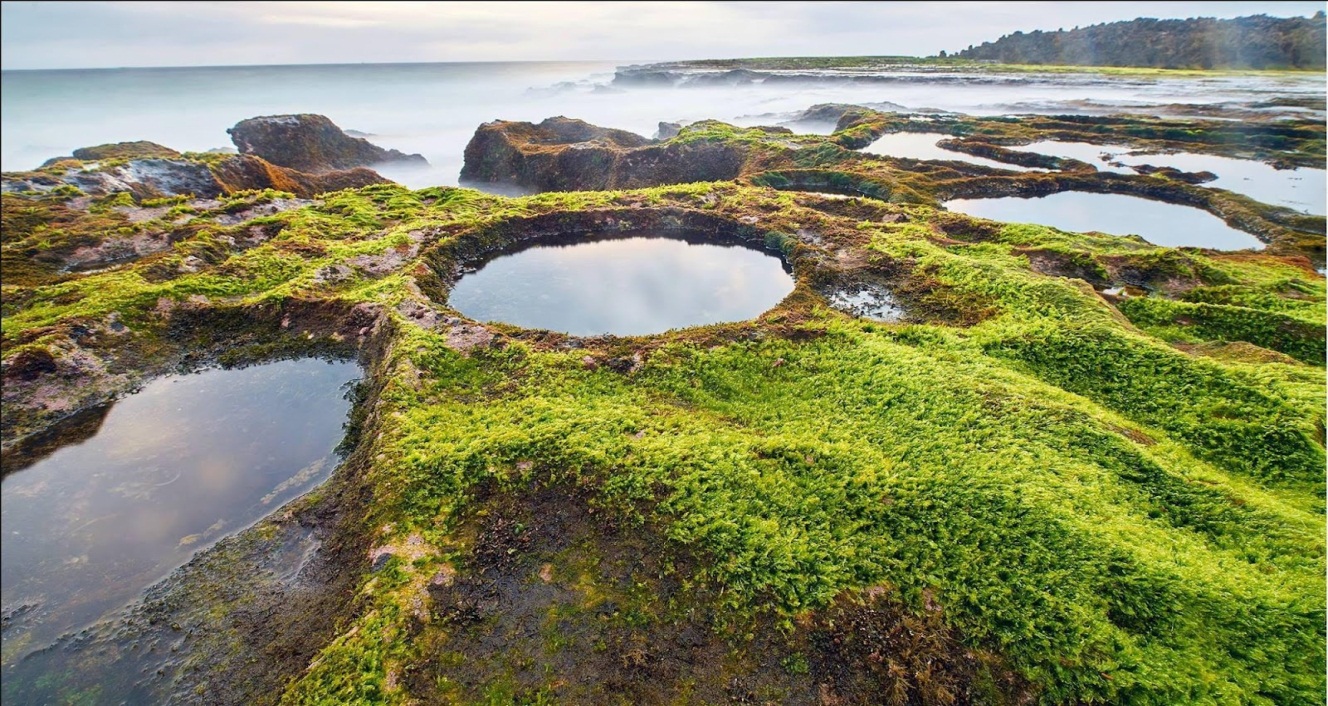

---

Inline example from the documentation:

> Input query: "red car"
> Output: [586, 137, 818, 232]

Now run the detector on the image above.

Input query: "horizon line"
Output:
[0, 52, 938, 73]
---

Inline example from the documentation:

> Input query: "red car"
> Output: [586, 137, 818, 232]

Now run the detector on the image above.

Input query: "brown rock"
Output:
[228, 114, 427, 173]
[460, 117, 747, 193]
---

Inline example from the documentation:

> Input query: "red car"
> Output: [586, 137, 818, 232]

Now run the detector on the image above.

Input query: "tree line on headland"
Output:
[946, 12, 1326, 70]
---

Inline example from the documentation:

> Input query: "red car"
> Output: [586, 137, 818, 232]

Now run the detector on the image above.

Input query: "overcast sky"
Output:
[1, 1, 1322, 70]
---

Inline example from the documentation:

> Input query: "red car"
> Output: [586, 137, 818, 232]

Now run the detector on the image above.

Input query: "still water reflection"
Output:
[860, 132, 1040, 172]
[1, 358, 358, 658]
[944, 192, 1265, 250]
[448, 233, 796, 336]
[1009, 141, 1327, 215]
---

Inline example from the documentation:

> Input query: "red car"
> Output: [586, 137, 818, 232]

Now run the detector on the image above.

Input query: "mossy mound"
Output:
[37, 140, 183, 166]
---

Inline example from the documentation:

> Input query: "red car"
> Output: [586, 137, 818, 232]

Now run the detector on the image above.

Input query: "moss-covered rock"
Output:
[2, 105, 1324, 706]
[39, 141, 183, 166]
[228, 114, 427, 173]
[460, 117, 749, 192]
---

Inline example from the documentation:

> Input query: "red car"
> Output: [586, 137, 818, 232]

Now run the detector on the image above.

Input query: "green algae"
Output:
[2, 109, 1325, 706]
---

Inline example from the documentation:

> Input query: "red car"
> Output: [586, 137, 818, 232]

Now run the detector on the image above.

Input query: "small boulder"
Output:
[656, 121, 683, 139]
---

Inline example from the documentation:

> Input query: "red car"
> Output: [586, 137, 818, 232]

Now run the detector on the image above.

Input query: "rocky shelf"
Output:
[1, 107, 1324, 705]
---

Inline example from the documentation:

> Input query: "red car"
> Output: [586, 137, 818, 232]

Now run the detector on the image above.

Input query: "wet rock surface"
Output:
[228, 113, 427, 173]
[1, 94, 1324, 706]
[4, 153, 386, 202]
[460, 116, 746, 192]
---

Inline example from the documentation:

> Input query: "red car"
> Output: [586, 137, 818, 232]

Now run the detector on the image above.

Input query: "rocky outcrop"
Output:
[655, 121, 683, 140]
[210, 155, 389, 197]
[4, 159, 227, 199]
[4, 153, 387, 201]
[228, 114, 427, 173]
[72, 141, 182, 162]
[41, 141, 182, 167]
[460, 117, 747, 192]
[1129, 164, 1219, 184]
[795, 104, 877, 125]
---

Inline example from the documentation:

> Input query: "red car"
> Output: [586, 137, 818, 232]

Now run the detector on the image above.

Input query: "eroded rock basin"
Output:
[1, 358, 358, 667]
[944, 191, 1266, 250]
[448, 231, 795, 336]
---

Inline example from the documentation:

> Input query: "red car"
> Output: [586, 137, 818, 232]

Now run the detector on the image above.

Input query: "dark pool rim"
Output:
[454, 228, 796, 276]
[423, 207, 818, 338]
[444, 229, 798, 337]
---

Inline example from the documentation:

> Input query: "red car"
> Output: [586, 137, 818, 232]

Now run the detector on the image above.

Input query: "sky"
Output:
[1, 1, 1323, 70]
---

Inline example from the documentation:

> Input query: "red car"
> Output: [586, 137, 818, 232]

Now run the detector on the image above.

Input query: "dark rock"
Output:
[460, 117, 746, 193]
[228, 114, 427, 173]
[656, 121, 683, 140]
[612, 65, 684, 86]
[684, 68, 765, 86]
[1131, 163, 1220, 184]
[4, 347, 58, 382]
[796, 104, 874, 126]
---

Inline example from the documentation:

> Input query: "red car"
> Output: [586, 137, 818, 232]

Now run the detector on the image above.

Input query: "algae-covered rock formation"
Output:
[462, 107, 1326, 256]
[3, 153, 387, 204]
[462, 116, 766, 192]
[2, 104, 1325, 706]
[39, 141, 183, 166]
[228, 114, 428, 173]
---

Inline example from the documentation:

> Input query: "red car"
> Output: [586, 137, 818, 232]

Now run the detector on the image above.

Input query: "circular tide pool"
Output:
[448, 232, 796, 336]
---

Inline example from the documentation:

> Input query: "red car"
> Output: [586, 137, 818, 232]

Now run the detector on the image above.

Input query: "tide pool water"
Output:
[945, 192, 1266, 250]
[449, 233, 794, 336]
[1, 358, 358, 658]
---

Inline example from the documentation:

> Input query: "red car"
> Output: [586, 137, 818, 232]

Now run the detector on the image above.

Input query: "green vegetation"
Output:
[953, 12, 1327, 70]
[2, 109, 1324, 705]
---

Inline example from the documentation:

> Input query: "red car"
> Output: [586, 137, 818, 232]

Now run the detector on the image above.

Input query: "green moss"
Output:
[3, 109, 1324, 706]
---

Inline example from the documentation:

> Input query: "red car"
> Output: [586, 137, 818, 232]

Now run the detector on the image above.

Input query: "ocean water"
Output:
[3, 62, 1324, 190]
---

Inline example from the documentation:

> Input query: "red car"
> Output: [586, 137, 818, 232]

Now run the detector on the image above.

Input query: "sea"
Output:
[3, 61, 1325, 190]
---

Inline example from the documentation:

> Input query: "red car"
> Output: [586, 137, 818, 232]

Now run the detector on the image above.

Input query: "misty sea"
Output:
[3, 61, 1324, 189]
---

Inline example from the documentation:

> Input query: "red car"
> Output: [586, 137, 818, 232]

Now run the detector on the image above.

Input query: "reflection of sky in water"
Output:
[1, 358, 356, 655]
[449, 236, 795, 336]
[1008, 141, 1136, 173]
[860, 132, 1039, 172]
[1010, 141, 1327, 215]
[945, 192, 1265, 251]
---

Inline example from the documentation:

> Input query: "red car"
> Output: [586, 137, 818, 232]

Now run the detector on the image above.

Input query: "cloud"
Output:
[2, 1, 1322, 70]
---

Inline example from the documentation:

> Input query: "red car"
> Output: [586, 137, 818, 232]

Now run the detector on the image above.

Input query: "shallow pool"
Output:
[1, 358, 358, 658]
[448, 232, 796, 336]
[944, 192, 1265, 250]
[1010, 141, 1327, 214]
[860, 132, 1040, 172]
